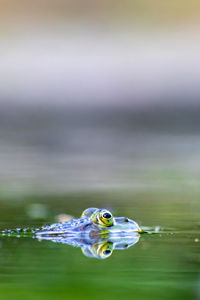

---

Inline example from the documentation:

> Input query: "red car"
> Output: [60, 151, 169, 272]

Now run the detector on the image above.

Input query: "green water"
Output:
[0, 191, 199, 300]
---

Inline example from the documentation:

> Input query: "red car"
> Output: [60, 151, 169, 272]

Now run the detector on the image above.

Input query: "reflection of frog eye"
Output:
[97, 242, 113, 259]
[103, 250, 111, 255]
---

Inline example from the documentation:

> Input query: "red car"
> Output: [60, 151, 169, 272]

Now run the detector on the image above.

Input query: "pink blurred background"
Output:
[0, 0, 200, 197]
[1, 0, 200, 108]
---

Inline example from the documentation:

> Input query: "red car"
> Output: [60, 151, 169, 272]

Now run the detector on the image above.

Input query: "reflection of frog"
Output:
[82, 234, 140, 259]
[38, 232, 140, 259]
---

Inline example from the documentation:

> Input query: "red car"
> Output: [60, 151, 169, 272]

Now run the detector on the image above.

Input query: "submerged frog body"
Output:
[37, 207, 142, 237]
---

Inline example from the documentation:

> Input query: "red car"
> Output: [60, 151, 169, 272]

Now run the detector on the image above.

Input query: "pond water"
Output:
[0, 193, 199, 300]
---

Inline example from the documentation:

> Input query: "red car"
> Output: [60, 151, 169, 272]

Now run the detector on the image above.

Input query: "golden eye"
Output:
[99, 210, 114, 227]
[90, 209, 114, 227]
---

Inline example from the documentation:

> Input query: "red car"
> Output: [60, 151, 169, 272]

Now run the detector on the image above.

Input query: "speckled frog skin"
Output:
[37, 207, 142, 237]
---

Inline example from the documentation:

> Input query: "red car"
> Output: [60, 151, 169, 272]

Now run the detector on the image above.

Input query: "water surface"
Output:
[0, 193, 199, 300]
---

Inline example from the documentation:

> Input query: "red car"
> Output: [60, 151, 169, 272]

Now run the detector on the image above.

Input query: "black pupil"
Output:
[103, 250, 111, 255]
[103, 213, 111, 219]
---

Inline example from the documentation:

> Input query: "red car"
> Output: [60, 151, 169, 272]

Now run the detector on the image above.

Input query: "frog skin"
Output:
[36, 207, 142, 237]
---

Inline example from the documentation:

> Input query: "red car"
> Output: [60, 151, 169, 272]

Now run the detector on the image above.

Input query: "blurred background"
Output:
[0, 1, 200, 299]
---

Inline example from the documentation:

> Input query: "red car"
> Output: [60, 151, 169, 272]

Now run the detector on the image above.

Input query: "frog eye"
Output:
[98, 210, 114, 227]
[103, 212, 112, 219]
[91, 209, 114, 227]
